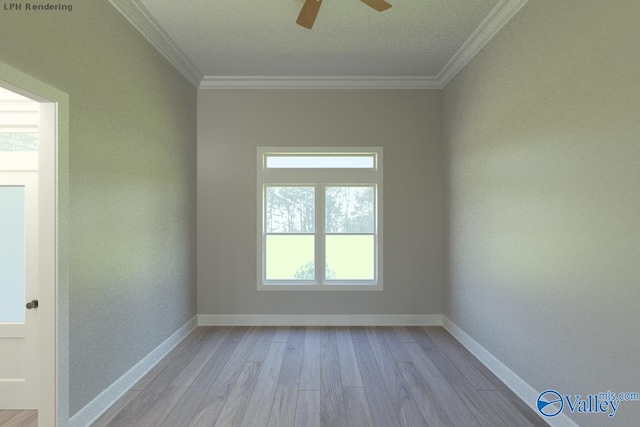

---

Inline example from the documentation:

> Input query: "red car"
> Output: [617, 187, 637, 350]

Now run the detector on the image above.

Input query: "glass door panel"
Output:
[0, 186, 25, 322]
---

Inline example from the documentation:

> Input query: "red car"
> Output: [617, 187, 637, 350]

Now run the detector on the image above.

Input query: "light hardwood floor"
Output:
[88, 326, 547, 427]
[0, 410, 37, 427]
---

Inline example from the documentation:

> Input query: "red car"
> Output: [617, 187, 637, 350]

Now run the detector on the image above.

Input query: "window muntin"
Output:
[258, 147, 383, 290]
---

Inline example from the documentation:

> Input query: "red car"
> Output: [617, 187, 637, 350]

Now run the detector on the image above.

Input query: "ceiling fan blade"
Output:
[297, 0, 322, 29]
[360, 0, 392, 12]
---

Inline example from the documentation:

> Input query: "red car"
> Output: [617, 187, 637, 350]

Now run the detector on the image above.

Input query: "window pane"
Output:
[266, 155, 374, 169]
[0, 87, 39, 151]
[266, 235, 315, 280]
[266, 186, 314, 233]
[0, 133, 39, 151]
[326, 187, 374, 233]
[326, 235, 374, 280]
[0, 186, 26, 322]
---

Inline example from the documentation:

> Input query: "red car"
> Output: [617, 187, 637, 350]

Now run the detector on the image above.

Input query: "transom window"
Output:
[257, 147, 383, 290]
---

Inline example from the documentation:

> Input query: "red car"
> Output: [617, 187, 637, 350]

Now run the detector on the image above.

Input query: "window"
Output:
[0, 87, 39, 151]
[257, 147, 383, 290]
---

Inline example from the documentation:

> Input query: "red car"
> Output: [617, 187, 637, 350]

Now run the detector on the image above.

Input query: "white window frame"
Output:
[257, 147, 383, 291]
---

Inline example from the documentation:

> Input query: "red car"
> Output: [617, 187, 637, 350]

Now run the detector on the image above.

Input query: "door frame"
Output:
[1, 61, 70, 427]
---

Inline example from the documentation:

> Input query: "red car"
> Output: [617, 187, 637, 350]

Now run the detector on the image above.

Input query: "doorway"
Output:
[0, 83, 58, 426]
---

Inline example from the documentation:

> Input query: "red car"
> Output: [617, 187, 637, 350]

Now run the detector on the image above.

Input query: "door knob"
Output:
[26, 300, 39, 309]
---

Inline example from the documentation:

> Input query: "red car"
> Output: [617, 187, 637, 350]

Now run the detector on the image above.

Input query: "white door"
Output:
[0, 170, 39, 409]
[0, 82, 57, 424]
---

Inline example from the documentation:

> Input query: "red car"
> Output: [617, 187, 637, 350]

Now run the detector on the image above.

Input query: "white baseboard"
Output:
[68, 316, 198, 427]
[198, 314, 443, 326]
[67, 314, 577, 426]
[442, 317, 579, 427]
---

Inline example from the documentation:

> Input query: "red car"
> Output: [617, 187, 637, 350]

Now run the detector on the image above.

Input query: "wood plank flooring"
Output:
[0, 411, 37, 427]
[90, 326, 547, 427]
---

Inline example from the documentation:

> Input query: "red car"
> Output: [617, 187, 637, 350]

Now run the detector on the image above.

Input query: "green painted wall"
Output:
[443, 1, 640, 425]
[1, 2, 197, 417]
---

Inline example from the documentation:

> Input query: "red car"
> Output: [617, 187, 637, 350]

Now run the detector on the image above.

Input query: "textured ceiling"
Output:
[137, 0, 502, 77]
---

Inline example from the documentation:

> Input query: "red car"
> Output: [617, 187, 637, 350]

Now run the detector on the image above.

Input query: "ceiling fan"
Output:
[297, 0, 392, 29]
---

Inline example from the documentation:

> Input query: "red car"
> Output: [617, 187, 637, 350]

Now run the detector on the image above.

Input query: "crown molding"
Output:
[199, 76, 442, 90]
[109, 0, 202, 87]
[437, 0, 529, 87]
[111, 0, 527, 90]
[199, 1, 527, 90]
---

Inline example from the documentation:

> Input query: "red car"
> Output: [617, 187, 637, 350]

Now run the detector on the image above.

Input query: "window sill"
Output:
[258, 282, 382, 291]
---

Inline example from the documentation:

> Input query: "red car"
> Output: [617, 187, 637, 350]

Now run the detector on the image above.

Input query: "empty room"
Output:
[0, 0, 638, 426]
